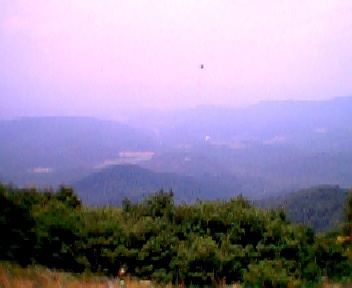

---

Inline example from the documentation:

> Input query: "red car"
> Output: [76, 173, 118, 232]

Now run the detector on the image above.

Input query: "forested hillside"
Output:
[73, 171, 352, 233]
[256, 185, 350, 232]
[1, 183, 351, 286]
[73, 164, 247, 206]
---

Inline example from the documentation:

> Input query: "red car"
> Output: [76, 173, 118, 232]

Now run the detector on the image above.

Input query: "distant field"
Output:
[94, 151, 154, 169]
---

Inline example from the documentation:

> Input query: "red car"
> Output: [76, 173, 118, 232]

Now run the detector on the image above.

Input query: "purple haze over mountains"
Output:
[1, 0, 352, 120]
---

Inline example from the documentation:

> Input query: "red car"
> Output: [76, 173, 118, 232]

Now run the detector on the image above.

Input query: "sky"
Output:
[1, 0, 352, 119]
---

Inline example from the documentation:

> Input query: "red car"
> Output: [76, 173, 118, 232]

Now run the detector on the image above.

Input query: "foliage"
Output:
[0, 183, 36, 266]
[0, 183, 351, 286]
[257, 185, 349, 232]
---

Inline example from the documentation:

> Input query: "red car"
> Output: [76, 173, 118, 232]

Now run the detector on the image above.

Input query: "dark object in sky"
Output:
[200, 64, 204, 69]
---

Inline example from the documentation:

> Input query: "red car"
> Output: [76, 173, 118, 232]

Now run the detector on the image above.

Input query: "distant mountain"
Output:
[133, 96, 352, 196]
[256, 185, 350, 232]
[128, 96, 352, 149]
[72, 164, 246, 206]
[0, 117, 157, 187]
[3, 97, 352, 200]
[140, 142, 352, 198]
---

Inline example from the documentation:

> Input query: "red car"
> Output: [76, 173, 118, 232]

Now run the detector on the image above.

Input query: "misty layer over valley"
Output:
[1, 96, 352, 209]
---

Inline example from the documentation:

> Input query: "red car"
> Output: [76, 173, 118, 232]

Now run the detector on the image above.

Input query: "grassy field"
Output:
[0, 262, 120, 288]
[0, 262, 350, 288]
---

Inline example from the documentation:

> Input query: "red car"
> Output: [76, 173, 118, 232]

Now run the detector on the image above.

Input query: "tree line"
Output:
[0, 183, 351, 287]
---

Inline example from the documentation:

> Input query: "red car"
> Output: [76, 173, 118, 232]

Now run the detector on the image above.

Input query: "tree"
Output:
[55, 185, 82, 209]
[243, 259, 301, 287]
[343, 189, 352, 238]
[0, 183, 36, 266]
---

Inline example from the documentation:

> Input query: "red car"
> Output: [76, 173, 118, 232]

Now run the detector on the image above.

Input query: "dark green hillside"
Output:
[73, 164, 246, 206]
[256, 185, 349, 232]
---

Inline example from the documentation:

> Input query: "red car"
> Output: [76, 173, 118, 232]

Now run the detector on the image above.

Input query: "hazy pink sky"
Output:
[1, 0, 352, 119]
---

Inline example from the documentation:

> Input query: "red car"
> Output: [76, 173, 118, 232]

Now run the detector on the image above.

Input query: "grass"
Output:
[0, 262, 118, 288]
[1, 262, 350, 288]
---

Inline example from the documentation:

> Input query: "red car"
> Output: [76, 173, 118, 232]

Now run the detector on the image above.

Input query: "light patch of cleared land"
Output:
[94, 151, 154, 169]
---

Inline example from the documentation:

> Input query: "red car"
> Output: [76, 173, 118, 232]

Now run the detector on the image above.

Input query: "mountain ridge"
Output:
[72, 164, 247, 206]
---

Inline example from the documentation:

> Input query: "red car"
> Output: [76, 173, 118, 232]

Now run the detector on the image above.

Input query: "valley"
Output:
[1, 97, 352, 202]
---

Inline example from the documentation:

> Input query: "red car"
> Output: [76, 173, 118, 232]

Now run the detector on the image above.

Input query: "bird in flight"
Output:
[200, 64, 204, 69]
